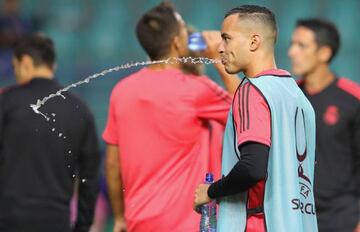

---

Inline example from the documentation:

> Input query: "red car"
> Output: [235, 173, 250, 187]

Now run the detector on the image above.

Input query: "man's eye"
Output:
[299, 43, 306, 49]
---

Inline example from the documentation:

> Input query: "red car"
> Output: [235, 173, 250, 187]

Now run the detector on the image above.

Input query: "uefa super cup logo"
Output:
[291, 107, 315, 215]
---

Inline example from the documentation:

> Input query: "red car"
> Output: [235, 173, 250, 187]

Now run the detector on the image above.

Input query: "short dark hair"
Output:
[225, 5, 277, 43]
[136, 1, 180, 60]
[13, 33, 56, 68]
[296, 18, 340, 63]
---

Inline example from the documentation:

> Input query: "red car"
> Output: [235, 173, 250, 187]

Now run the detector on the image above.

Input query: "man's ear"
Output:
[249, 34, 261, 52]
[173, 35, 181, 52]
[318, 46, 332, 63]
[19, 55, 35, 78]
[21, 54, 35, 73]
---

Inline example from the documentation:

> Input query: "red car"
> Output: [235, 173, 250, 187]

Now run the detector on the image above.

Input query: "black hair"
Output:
[225, 5, 277, 43]
[296, 18, 340, 63]
[136, 1, 180, 60]
[13, 33, 56, 68]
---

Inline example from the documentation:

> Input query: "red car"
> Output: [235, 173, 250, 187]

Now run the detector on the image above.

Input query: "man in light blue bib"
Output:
[194, 5, 318, 232]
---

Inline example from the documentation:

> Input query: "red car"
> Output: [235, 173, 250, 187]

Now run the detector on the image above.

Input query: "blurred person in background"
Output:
[0, 34, 100, 232]
[103, 1, 239, 231]
[289, 18, 360, 232]
[180, 25, 228, 186]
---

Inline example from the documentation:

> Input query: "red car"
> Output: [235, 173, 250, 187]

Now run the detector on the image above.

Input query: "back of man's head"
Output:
[136, 1, 180, 60]
[225, 5, 277, 47]
[296, 18, 340, 63]
[14, 33, 56, 69]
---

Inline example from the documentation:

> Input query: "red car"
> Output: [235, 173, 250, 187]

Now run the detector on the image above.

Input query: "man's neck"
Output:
[302, 64, 335, 94]
[31, 69, 54, 80]
[147, 52, 182, 71]
[148, 62, 181, 71]
[19, 69, 54, 84]
[244, 53, 277, 78]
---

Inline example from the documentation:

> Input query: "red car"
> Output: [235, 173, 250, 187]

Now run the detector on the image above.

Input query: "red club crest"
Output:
[323, 105, 339, 126]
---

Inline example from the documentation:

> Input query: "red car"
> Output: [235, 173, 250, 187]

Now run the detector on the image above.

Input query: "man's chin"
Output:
[291, 68, 306, 77]
[224, 66, 240, 75]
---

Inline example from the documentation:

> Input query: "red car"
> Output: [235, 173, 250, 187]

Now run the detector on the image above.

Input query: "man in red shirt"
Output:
[103, 2, 239, 232]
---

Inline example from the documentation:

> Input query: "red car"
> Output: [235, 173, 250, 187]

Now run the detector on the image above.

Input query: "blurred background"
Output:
[1, 0, 359, 231]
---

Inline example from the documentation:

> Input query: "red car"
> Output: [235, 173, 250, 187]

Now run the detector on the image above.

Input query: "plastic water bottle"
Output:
[188, 32, 207, 52]
[200, 173, 217, 232]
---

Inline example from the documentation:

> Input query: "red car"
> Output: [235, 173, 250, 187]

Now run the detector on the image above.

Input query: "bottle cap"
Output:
[205, 172, 214, 183]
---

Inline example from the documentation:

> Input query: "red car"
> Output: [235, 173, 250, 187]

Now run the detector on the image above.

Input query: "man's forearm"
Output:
[105, 145, 125, 220]
[208, 142, 269, 199]
[201, 30, 240, 95]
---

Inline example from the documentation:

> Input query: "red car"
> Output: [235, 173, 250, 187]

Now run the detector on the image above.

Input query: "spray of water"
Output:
[30, 56, 219, 120]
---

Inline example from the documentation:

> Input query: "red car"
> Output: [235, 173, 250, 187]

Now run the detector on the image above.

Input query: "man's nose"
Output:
[288, 45, 296, 58]
[218, 41, 225, 54]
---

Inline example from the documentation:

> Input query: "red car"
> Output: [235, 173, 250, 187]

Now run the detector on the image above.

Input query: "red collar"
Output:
[254, 69, 291, 78]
